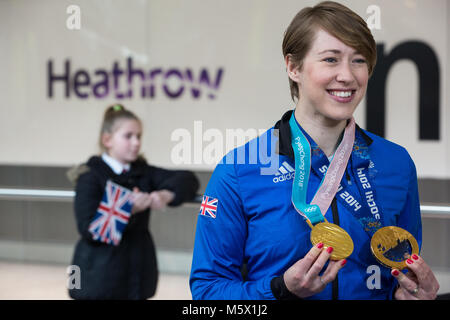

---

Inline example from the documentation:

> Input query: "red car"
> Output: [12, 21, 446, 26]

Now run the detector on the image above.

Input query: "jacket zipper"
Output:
[331, 197, 339, 300]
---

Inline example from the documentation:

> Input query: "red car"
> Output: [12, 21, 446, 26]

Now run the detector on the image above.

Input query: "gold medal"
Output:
[310, 221, 354, 260]
[370, 226, 419, 270]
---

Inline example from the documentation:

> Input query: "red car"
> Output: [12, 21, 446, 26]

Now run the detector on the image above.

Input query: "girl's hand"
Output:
[148, 190, 175, 211]
[392, 254, 439, 300]
[130, 187, 152, 214]
[283, 243, 347, 298]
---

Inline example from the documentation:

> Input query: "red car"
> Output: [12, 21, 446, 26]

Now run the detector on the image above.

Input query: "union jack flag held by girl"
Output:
[88, 180, 133, 246]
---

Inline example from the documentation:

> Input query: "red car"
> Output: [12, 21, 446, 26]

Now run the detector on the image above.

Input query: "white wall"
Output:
[0, 0, 448, 178]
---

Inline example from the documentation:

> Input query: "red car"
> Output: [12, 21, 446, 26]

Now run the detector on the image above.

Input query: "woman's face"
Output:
[288, 28, 369, 123]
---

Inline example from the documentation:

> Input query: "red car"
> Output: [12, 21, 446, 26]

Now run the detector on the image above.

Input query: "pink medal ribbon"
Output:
[310, 117, 356, 217]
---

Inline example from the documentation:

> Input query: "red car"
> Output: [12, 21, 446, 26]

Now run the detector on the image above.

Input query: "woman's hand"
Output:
[283, 243, 347, 298]
[147, 189, 175, 211]
[392, 254, 439, 300]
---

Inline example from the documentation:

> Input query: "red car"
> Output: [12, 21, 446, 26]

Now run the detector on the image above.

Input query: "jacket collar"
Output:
[86, 155, 146, 178]
[274, 109, 373, 159]
[101, 152, 131, 175]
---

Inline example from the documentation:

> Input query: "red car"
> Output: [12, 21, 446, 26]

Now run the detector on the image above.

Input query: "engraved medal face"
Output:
[310, 222, 354, 260]
[370, 226, 419, 270]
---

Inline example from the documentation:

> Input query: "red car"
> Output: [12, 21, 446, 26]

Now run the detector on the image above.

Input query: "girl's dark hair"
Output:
[98, 103, 141, 151]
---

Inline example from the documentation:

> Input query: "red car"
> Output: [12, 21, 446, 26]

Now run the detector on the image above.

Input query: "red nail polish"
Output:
[341, 259, 347, 266]
[412, 254, 419, 260]
[406, 259, 413, 265]
[392, 269, 400, 276]
[326, 246, 334, 254]
[317, 242, 324, 249]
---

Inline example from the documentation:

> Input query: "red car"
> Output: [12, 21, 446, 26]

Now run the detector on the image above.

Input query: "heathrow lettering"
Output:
[47, 57, 224, 100]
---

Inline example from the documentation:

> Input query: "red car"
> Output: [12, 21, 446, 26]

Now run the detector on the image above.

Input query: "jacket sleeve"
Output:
[189, 158, 275, 300]
[148, 165, 199, 206]
[73, 169, 105, 242]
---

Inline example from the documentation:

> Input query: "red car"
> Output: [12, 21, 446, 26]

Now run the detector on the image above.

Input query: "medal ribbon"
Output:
[303, 120, 384, 237]
[289, 112, 355, 225]
[349, 157, 383, 236]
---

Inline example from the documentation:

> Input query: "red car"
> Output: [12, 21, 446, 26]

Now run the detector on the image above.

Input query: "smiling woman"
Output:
[189, 1, 439, 300]
[282, 1, 376, 103]
[286, 28, 369, 143]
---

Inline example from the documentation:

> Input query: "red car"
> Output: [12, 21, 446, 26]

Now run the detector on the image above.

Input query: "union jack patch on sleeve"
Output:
[199, 195, 218, 218]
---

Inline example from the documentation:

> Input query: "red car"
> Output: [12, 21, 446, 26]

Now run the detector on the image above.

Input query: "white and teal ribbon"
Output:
[289, 112, 355, 226]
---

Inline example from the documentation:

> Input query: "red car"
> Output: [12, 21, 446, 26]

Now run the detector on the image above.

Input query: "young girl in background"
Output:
[69, 104, 199, 300]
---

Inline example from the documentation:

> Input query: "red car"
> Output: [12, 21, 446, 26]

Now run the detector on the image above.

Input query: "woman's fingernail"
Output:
[392, 269, 400, 276]
[406, 259, 414, 265]
[317, 242, 324, 249]
[412, 254, 419, 260]
[326, 246, 334, 254]
[341, 259, 347, 266]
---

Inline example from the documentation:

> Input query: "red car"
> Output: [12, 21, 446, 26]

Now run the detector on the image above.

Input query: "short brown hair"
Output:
[98, 103, 141, 151]
[282, 1, 377, 101]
